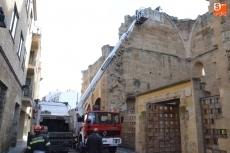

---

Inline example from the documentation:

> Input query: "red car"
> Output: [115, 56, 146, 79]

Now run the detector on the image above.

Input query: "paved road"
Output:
[73, 150, 109, 153]
[71, 146, 135, 153]
[116, 147, 136, 153]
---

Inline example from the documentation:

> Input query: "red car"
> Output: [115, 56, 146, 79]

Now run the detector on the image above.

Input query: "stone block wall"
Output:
[206, 0, 230, 152]
[81, 8, 223, 112]
[81, 45, 112, 110]
[0, 0, 37, 152]
[0, 52, 22, 152]
[136, 79, 210, 153]
[80, 4, 230, 152]
[119, 9, 186, 59]
[0, 0, 33, 82]
[105, 46, 190, 111]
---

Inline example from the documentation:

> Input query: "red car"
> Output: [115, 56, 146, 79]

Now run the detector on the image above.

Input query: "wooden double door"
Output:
[146, 101, 181, 153]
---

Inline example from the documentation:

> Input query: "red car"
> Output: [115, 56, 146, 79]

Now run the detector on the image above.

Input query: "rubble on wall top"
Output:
[170, 16, 178, 21]
[167, 14, 194, 22]
[180, 18, 193, 21]
[170, 11, 209, 23]
[124, 15, 135, 24]
[121, 7, 209, 26]
[200, 12, 210, 20]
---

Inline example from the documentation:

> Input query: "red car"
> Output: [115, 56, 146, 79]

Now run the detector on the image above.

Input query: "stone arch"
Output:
[193, 62, 205, 76]
[189, 14, 212, 58]
[163, 13, 187, 57]
[188, 16, 202, 47]
[95, 98, 101, 109]
[87, 104, 92, 111]
[121, 10, 187, 58]
[126, 97, 135, 110]
[82, 101, 92, 111]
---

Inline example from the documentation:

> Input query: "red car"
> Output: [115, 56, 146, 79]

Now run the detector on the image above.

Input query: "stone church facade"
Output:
[81, 0, 230, 152]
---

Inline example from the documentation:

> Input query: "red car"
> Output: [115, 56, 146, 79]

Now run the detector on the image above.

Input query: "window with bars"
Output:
[10, 4, 19, 39]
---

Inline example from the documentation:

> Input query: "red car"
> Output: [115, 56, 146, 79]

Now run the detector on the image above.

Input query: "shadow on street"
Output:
[74, 150, 109, 153]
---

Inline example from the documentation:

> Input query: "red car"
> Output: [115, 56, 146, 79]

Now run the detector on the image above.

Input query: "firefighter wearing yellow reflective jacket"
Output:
[27, 125, 51, 153]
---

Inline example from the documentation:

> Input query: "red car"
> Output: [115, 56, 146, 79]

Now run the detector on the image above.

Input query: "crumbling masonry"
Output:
[81, 1, 230, 152]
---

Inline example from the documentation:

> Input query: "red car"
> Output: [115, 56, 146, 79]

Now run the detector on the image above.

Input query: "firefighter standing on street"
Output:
[41, 125, 49, 138]
[86, 128, 103, 153]
[26, 125, 51, 153]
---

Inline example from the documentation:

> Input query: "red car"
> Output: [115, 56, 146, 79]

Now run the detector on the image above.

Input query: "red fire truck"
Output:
[76, 105, 122, 153]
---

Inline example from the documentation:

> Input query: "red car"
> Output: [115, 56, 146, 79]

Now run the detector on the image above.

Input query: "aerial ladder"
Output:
[76, 7, 148, 116]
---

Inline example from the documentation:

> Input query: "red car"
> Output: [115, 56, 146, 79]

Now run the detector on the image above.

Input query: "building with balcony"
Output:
[0, 0, 41, 152]
[19, 27, 42, 143]
[43, 90, 78, 109]
[43, 90, 62, 102]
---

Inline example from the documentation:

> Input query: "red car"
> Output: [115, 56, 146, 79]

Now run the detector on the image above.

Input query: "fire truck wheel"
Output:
[109, 146, 117, 153]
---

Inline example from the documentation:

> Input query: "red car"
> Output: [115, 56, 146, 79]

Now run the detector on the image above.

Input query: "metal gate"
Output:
[120, 110, 136, 149]
[146, 101, 181, 153]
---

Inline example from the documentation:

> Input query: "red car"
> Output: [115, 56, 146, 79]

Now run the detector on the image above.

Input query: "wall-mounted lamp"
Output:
[40, 77, 43, 82]
[0, 7, 7, 28]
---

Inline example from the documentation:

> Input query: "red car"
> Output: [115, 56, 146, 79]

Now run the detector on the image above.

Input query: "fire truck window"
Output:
[84, 114, 88, 122]
[88, 113, 95, 124]
[96, 112, 120, 124]
[113, 115, 119, 123]
[98, 113, 111, 123]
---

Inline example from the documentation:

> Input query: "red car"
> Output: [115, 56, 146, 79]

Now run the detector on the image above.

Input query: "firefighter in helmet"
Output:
[27, 125, 51, 153]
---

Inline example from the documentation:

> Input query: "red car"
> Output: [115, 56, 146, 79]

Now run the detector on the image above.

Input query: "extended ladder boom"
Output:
[76, 8, 148, 116]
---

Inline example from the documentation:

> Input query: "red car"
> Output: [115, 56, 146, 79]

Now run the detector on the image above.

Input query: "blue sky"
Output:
[36, 0, 209, 99]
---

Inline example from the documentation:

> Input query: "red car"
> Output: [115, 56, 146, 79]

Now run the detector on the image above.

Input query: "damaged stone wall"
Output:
[107, 47, 190, 111]
[80, 2, 230, 152]
[188, 13, 220, 95]
[80, 45, 113, 111]
[119, 8, 186, 59]
[206, 0, 230, 152]
[81, 8, 193, 111]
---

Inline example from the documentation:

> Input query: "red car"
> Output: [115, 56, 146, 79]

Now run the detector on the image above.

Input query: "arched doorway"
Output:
[95, 98, 101, 109]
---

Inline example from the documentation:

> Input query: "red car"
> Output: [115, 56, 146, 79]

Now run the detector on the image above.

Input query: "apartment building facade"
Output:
[0, 0, 41, 152]
[43, 90, 62, 102]
[42, 90, 78, 109]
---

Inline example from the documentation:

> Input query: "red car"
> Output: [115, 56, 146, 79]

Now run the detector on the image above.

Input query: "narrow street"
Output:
[72, 146, 135, 153]
[2, 0, 225, 153]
